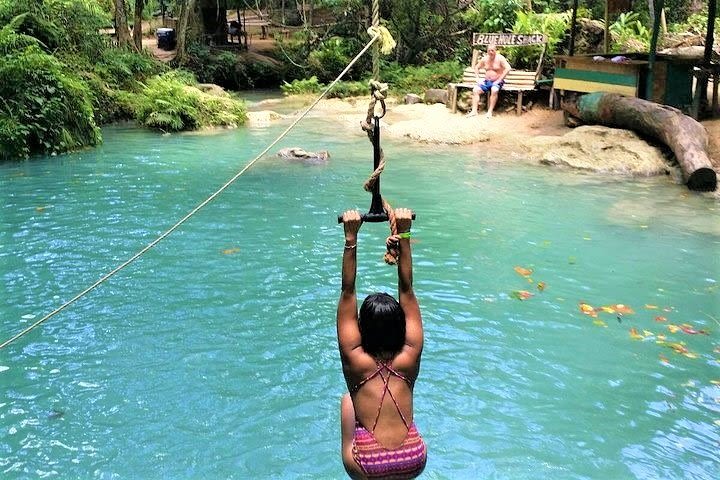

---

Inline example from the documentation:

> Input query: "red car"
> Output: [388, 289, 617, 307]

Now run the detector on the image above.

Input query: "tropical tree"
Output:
[114, 0, 132, 47]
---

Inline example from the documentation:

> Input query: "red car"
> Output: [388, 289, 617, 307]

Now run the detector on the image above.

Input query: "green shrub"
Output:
[130, 71, 247, 132]
[608, 11, 651, 52]
[93, 48, 166, 89]
[506, 10, 570, 71]
[461, 0, 525, 33]
[307, 36, 363, 83]
[280, 76, 324, 95]
[382, 61, 464, 95]
[0, 20, 100, 160]
[326, 81, 370, 99]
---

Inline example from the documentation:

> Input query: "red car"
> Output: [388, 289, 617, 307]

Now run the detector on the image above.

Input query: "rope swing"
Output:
[337, 7, 413, 265]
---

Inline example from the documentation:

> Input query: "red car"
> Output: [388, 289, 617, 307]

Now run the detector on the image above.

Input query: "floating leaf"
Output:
[612, 304, 634, 315]
[663, 342, 695, 357]
[654, 316, 667, 322]
[593, 319, 608, 327]
[659, 355, 669, 364]
[537, 282, 546, 291]
[629, 328, 644, 340]
[35, 206, 47, 212]
[643, 329, 654, 337]
[514, 266, 533, 277]
[645, 304, 659, 310]
[222, 247, 241, 255]
[680, 324, 709, 335]
[711, 380, 720, 385]
[599, 306, 616, 314]
[579, 302, 598, 317]
[511, 290, 533, 301]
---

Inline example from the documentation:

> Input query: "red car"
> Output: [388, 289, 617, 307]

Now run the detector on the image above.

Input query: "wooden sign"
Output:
[472, 33, 547, 47]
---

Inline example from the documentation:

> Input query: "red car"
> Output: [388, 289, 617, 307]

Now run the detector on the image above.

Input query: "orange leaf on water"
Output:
[514, 266, 533, 277]
[680, 324, 709, 335]
[222, 247, 241, 255]
[612, 304, 635, 315]
[511, 290, 534, 300]
[654, 316, 667, 322]
[537, 282, 546, 291]
[629, 328, 644, 340]
[659, 355, 669, 364]
[579, 302, 598, 317]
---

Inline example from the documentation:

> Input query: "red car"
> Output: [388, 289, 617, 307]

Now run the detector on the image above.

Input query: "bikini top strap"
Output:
[370, 361, 411, 432]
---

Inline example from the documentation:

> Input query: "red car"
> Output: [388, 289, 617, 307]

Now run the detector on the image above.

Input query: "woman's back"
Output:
[350, 354, 417, 445]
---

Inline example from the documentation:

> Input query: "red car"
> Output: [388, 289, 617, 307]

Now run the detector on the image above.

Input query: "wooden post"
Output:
[646, 0, 664, 100]
[569, 0, 579, 56]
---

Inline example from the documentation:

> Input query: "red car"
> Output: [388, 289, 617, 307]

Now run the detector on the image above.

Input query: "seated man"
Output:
[228, 21, 241, 44]
[467, 43, 511, 118]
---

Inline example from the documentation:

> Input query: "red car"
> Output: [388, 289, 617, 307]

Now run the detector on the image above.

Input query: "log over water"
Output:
[562, 93, 717, 191]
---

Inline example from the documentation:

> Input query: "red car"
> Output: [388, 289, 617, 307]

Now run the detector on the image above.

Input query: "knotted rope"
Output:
[360, 81, 399, 265]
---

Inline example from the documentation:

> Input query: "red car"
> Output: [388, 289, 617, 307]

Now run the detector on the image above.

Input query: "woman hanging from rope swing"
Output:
[337, 208, 427, 479]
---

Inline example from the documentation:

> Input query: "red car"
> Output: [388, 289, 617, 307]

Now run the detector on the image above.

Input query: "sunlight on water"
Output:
[1, 111, 719, 479]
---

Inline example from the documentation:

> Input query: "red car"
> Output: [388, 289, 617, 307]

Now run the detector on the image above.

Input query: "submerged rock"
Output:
[277, 147, 330, 163]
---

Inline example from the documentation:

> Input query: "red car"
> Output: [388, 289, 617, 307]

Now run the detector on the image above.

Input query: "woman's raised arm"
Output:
[337, 210, 362, 357]
[392, 208, 423, 353]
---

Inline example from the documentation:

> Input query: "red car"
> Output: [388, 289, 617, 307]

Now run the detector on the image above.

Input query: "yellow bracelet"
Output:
[398, 232, 411, 239]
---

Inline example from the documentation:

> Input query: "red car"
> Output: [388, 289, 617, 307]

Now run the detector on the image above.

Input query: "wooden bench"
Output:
[447, 33, 547, 115]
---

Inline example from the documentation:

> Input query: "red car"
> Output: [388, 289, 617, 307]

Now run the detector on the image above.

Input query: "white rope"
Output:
[0, 33, 381, 350]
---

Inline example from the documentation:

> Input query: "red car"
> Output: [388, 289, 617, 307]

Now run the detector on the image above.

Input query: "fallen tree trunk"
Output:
[562, 92, 717, 191]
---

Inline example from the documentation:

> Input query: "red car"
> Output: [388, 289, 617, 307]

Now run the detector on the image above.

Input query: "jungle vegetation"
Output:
[0, 0, 716, 160]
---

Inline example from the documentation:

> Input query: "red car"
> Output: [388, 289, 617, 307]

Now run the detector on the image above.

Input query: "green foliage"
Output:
[45, 0, 110, 59]
[129, 71, 247, 132]
[94, 48, 165, 88]
[676, 12, 720, 37]
[307, 36, 355, 83]
[326, 80, 370, 99]
[663, 0, 692, 25]
[0, 0, 110, 60]
[506, 10, 570, 71]
[379, 60, 464, 95]
[280, 76, 324, 95]
[608, 11, 650, 52]
[385, 0, 462, 65]
[183, 43, 281, 90]
[461, 0, 525, 33]
[0, 24, 100, 159]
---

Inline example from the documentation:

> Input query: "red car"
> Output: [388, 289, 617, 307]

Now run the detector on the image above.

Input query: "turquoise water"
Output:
[1, 110, 719, 479]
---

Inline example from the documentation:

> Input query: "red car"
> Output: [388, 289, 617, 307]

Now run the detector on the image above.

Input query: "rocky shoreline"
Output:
[248, 96, 719, 197]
